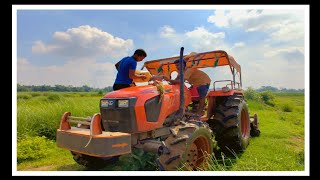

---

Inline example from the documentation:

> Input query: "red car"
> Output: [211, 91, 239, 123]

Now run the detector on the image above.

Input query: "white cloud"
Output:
[208, 10, 261, 28]
[230, 44, 304, 89]
[53, 31, 72, 42]
[32, 41, 60, 54]
[269, 22, 304, 42]
[32, 25, 134, 58]
[245, 59, 304, 89]
[17, 57, 116, 88]
[160, 25, 176, 38]
[185, 27, 225, 40]
[159, 26, 226, 52]
[184, 27, 226, 52]
[264, 47, 304, 59]
[158, 25, 184, 46]
[207, 9, 304, 42]
[232, 42, 245, 49]
[207, 10, 230, 27]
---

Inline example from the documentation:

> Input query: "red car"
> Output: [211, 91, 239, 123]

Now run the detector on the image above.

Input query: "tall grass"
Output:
[178, 151, 238, 171]
[17, 92, 103, 140]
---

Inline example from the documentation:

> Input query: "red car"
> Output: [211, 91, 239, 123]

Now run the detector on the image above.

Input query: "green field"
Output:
[15, 91, 306, 173]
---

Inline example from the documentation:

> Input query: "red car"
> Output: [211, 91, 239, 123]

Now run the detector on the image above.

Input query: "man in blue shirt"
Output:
[113, 49, 147, 90]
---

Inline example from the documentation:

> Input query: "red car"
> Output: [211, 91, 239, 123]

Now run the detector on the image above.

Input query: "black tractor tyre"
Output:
[71, 151, 119, 169]
[211, 95, 251, 155]
[157, 123, 216, 171]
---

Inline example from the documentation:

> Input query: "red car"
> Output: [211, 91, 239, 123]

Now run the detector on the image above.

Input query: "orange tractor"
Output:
[56, 47, 260, 170]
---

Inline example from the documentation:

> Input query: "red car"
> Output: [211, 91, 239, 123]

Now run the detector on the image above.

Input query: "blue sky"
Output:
[14, 5, 308, 89]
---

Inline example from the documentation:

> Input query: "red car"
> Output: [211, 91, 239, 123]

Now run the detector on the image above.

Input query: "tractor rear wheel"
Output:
[211, 95, 251, 155]
[157, 123, 216, 171]
[71, 151, 119, 169]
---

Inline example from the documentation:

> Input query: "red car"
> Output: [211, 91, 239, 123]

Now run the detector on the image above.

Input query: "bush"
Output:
[259, 90, 275, 106]
[17, 136, 54, 163]
[47, 94, 62, 101]
[98, 90, 104, 96]
[244, 87, 258, 100]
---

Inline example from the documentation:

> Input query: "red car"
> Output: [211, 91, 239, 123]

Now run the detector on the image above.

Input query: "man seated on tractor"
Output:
[156, 59, 211, 116]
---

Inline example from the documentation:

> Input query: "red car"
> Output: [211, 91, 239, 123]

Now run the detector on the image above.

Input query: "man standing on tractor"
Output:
[164, 59, 211, 116]
[113, 49, 147, 91]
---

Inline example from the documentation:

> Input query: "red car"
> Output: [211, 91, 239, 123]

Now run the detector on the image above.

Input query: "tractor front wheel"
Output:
[157, 123, 216, 170]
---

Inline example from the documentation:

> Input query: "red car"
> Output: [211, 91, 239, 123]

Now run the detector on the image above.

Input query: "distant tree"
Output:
[103, 86, 113, 92]
[18, 84, 94, 92]
[17, 84, 31, 92]
[81, 85, 91, 92]
[257, 86, 279, 92]
[54, 85, 68, 92]
[256, 86, 304, 93]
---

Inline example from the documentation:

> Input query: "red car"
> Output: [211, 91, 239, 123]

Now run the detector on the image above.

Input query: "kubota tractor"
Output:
[56, 47, 260, 171]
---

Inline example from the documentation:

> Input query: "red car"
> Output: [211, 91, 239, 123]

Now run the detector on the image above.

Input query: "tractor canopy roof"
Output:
[142, 50, 241, 77]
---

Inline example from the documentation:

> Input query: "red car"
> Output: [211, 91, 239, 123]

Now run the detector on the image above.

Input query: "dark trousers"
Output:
[113, 84, 131, 91]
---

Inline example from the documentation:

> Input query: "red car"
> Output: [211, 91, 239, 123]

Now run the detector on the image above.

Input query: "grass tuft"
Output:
[282, 103, 293, 112]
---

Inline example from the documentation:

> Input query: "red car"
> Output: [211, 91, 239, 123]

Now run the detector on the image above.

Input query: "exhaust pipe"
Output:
[179, 47, 185, 118]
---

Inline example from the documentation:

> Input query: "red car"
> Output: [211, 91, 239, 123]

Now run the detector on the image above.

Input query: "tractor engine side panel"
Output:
[134, 84, 191, 132]
[145, 95, 162, 122]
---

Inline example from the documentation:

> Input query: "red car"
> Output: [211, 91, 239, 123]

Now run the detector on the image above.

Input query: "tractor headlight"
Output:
[101, 99, 109, 107]
[118, 99, 129, 108]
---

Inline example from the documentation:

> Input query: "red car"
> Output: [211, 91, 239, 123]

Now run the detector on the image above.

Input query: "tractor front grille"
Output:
[100, 98, 137, 133]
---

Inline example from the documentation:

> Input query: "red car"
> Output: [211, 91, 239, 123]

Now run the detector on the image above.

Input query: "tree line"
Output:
[17, 84, 113, 92]
[255, 86, 304, 93]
